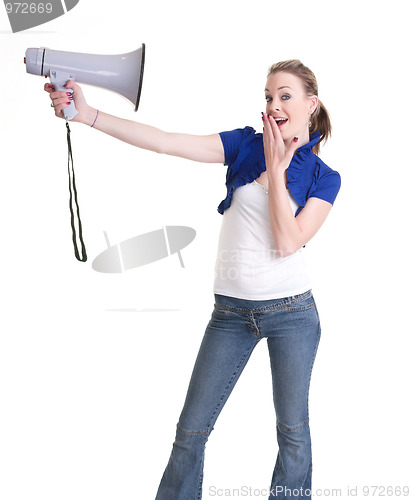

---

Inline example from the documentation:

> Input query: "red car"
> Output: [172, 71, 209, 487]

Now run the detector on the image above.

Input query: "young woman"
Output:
[46, 59, 341, 500]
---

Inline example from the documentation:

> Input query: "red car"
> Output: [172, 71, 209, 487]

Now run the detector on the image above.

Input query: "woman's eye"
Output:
[281, 94, 291, 100]
[265, 95, 272, 102]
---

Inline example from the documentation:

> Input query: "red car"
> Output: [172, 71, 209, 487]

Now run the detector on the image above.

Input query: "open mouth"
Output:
[275, 118, 288, 127]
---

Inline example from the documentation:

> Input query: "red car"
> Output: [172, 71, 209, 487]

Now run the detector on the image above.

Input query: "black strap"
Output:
[66, 121, 87, 262]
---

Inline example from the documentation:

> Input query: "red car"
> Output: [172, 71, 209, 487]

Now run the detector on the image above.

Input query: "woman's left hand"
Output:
[262, 112, 299, 174]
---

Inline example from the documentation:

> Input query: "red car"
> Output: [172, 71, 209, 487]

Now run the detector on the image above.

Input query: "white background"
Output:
[1, 0, 410, 499]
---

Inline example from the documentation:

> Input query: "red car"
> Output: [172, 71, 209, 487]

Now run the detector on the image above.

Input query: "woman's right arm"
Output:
[45, 81, 225, 164]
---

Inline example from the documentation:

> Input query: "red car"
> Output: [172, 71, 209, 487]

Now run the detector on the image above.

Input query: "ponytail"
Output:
[310, 99, 331, 155]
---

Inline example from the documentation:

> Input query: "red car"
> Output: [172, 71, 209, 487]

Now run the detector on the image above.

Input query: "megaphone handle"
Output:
[50, 69, 79, 121]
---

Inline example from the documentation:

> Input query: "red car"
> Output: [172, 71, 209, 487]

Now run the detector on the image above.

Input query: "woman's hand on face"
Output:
[44, 80, 94, 125]
[262, 112, 299, 174]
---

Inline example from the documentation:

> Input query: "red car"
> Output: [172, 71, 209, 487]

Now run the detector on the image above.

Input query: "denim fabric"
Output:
[155, 290, 321, 500]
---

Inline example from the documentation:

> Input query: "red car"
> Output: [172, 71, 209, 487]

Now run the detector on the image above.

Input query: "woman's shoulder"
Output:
[219, 126, 263, 167]
[219, 125, 259, 145]
[311, 155, 341, 204]
[314, 155, 341, 184]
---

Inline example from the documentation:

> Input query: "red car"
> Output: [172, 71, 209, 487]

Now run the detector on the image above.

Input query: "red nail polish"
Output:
[293, 137, 298, 143]
[66, 102, 70, 105]
[66, 92, 72, 96]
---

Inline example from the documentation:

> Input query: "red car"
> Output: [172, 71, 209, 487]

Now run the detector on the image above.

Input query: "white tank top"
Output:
[213, 180, 311, 300]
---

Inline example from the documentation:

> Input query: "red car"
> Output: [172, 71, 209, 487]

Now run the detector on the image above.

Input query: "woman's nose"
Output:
[267, 99, 280, 112]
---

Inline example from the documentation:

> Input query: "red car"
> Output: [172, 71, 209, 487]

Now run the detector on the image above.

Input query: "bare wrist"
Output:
[83, 107, 98, 127]
[267, 166, 287, 185]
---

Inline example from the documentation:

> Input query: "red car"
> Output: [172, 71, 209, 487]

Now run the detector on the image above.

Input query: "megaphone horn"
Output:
[24, 44, 145, 120]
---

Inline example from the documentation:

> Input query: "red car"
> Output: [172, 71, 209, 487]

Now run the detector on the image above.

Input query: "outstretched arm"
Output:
[45, 81, 225, 164]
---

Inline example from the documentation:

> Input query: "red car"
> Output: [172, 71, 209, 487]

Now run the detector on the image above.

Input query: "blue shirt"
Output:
[218, 127, 341, 216]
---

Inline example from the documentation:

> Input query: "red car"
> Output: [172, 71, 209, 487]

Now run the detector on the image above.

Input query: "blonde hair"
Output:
[268, 59, 331, 155]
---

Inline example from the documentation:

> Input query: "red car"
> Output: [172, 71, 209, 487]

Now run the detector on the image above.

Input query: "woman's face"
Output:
[264, 71, 318, 143]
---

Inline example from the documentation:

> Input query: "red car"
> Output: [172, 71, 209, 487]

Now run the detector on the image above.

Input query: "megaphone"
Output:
[24, 44, 145, 120]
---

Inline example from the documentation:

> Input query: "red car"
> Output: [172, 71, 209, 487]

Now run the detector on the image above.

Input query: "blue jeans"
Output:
[155, 290, 321, 500]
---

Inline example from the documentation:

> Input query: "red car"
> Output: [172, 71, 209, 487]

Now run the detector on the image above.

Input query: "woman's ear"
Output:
[308, 95, 319, 115]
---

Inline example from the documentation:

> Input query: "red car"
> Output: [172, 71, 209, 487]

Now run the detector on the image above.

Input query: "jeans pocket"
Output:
[213, 305, 240, 317]
[284, 291, 316, 312]
[211, 305, 245, 327]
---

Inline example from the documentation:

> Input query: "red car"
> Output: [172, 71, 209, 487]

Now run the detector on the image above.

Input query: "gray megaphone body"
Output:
[24, 44, 145, 120]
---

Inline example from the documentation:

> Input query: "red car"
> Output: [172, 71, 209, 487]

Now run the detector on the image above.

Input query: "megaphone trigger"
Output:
[49, 70, 78, 121]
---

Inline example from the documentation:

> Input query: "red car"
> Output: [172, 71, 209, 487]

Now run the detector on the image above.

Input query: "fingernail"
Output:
[48, 84, 52, 88]
[68, 96, 73, 100]
[66, 102, 71, 105]
[293, 137, 298, 142]
[66, 92, 72, 96]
